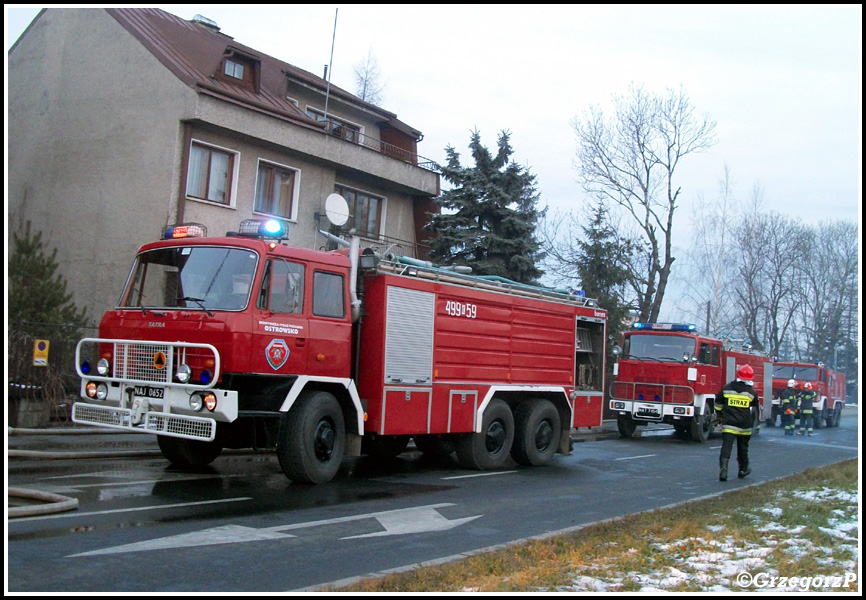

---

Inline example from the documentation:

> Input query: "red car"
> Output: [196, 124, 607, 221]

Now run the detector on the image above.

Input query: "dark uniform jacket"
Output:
[798, 389, 816, 414]
[780, 388, 797, 414]
[714, 379, 758, 435]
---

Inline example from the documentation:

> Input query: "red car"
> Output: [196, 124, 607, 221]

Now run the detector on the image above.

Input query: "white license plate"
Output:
[634, 402, 662, 419]
[134, 385, 165, 399]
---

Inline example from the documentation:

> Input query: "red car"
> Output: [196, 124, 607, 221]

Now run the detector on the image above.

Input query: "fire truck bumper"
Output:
[72, 402, 218, 442]
[73, 383, 238, 442]
[609, 399, 694, 421]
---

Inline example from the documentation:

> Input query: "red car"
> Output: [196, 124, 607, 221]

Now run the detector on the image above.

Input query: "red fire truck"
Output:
[608, 323, 772, 442]
[73, 218, 607, 483]
[766, 360, 846, 428]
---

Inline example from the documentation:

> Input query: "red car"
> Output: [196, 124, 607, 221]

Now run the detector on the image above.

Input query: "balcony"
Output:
[323, 120, 438, 173]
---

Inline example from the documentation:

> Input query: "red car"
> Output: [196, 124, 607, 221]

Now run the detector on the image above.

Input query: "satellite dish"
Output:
[324, 193, 350, 227]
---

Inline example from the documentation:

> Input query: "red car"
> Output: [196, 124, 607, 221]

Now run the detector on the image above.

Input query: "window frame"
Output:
[185, 140, 239, 207]
[312, 270, 346, 319]
[334, 183, 386, 239]
[304, 106, 363, 143]
[253, 159, 300, 221]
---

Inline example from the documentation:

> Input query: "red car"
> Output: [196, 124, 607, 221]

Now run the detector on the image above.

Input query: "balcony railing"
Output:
[323, 120, 438, 173]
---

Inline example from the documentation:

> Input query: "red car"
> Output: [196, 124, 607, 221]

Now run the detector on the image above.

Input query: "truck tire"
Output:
[511, 399, 560, 466]
[277, 391, 345, 484]
[617, 414, 637, 438]
[157, 434, 223, 467]
[813, 408, 823, 429]
[456, 399, 514, 470]
[362, 434, 410, 459]
[413, 434, 456, 457]
[690, 409, 711, 443]
[833, 404, 842, 427]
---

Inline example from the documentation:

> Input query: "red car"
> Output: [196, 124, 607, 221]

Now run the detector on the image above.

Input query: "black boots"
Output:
[719, 458, 729, 481]
[738, 465, 751, 479]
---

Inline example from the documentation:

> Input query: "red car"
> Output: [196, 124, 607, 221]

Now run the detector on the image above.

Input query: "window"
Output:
[186, 142, 235, 205]
[122, 246, 258, 311]
[305, 107, 361, 143]
[254, 161, 298, 219]
[334, 185, 382, 239]
[312, 271, 345, 318]
[258, 259, 304, 314]
[224, 59, 244, 80]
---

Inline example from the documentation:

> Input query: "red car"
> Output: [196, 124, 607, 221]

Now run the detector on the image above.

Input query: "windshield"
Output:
[623, 334, 696, 362]
[773, 365, 818, 381]
[121, 246, 258, 311]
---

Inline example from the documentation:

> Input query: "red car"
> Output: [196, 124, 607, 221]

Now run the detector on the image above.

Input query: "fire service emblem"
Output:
[266, 339, 290, 370]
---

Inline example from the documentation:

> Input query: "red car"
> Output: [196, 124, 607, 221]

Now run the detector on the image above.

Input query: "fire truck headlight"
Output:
[203, 393, 217, 412]
[85, 382, 108, 400]
[613, 401, 626, 410]
[612, 345, 622, 357]
[176, 364, 191, 383]
[189, 394, 203, 412]
[96, 358, 111, 376]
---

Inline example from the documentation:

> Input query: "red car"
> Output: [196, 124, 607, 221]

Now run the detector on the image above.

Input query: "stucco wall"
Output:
[8, 8, 196, 325]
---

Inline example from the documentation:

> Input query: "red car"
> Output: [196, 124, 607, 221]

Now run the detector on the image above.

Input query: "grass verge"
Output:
[331, 459, 859, 592]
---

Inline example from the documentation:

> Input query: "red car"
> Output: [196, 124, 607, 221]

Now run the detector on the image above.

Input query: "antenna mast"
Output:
[323, 8, 338, 123]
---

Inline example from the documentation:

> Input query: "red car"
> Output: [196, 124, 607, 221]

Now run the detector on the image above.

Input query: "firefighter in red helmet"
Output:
[714, 363, 759, 481]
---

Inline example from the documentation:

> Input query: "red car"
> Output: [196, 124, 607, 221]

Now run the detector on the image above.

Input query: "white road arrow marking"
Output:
[66, 503, 482, 557]
[340, 507, 480, 539]
[68, 525, 295, 557]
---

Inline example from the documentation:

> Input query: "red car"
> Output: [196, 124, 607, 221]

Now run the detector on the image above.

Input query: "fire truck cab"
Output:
[767, 361, 846, 428]
[609, 323, 772, 442]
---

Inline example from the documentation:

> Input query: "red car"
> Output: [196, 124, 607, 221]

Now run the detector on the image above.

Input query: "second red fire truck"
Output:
[608, 323, 772, 442]
[72, 218, 608, 484]
[766, 360, 846, 428]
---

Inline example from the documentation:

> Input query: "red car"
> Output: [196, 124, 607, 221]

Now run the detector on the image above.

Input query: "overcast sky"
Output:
[6, 5, 862, 252]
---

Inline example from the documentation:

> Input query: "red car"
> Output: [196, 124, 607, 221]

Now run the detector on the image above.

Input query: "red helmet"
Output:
[737, 364, 754, 380]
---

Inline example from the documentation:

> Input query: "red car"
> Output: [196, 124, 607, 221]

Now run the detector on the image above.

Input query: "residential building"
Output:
[8, 7, 440, 325]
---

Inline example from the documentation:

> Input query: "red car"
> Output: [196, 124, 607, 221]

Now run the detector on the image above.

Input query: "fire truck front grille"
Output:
[72, 403, 129, 427]
[146, 413, 215, 441]
[114, 342, 172, 384]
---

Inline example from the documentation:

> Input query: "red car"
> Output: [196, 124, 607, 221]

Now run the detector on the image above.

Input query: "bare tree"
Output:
[571, 84, 717, 322]
[353, 48, 384, 105]
[679, 165, 740, 336]
[796, 220, 858, 365]
[733, 200, 805, 356]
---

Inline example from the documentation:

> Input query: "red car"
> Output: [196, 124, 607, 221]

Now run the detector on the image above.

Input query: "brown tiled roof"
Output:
[106, 8, 422, 139]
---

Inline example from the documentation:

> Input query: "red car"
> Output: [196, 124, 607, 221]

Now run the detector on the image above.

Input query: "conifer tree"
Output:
[426, 130, 545, 284]
[9, 221, 90, 339]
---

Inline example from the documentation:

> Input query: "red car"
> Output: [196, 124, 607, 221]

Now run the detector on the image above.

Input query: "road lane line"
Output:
[8, 497, 253, 523]
[614, 454, 657, 461]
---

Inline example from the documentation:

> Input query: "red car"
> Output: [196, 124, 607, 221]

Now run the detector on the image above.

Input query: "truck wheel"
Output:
[362, 434, 410, 459]
[277, 391, 345, 484]
[511, 399, 560, 466]
[157, 435, 223, 467]
[617, 414, 637, 438]
[833, 405, 842, 427]
[690, 410, 711, 443]
[456, 399, 514, 470]
[413, 434, 456, 457]
[813, 409, 823, 429]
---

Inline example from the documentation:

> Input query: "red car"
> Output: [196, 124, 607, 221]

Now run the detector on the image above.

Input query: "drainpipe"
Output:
[349, 235, 361, 323]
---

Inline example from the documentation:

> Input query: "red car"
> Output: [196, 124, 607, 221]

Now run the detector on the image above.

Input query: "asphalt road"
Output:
[7, 409, 860, 592]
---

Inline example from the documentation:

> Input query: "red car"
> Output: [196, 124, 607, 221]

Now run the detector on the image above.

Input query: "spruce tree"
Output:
[426, 130, 545, 284]
[575, 201, 635, 363]
[9, 221, 90, 339]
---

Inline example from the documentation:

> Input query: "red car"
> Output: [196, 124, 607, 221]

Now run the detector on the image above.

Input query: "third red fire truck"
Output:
[766, 360, 846, 428]
[608, 323, 772, 441]
[72, 218, 607, 484]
